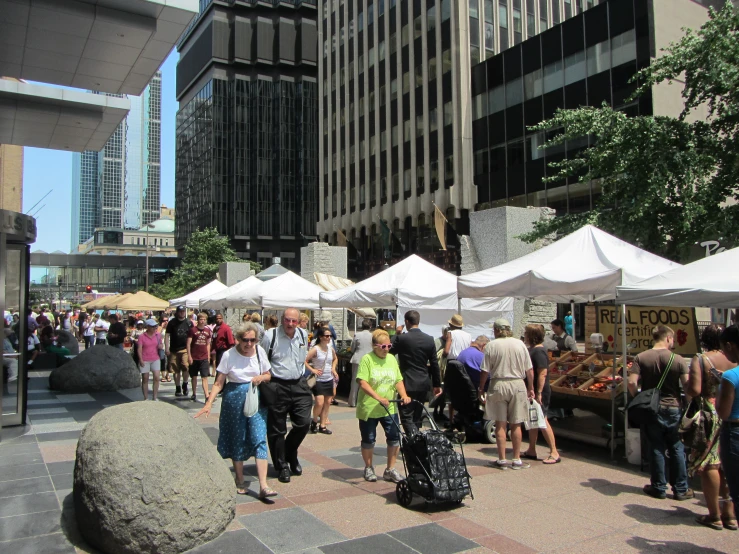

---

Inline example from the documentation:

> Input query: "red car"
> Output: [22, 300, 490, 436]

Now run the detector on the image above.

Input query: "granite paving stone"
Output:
[46, 461, 75, 476]
[239, 507, 347, 553]
[35, 431, 81, 443]
[0, 509, 62, 541]
[319, 533, 417, 554]
[0, 476, 55, 499]
[389, 523, 479, 554]
[0, 533, 77, 554]
[0, 491, 61, 518]
[0, 444, 41, 458]
[39, 444, 78, 463]
[50, 473, 73, 490]
[0, 452, 44, 467]
[0, 463, 49, 482]
[186, 528, 273, 554]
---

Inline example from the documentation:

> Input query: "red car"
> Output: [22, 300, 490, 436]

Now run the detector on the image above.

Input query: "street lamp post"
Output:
[145, 223, 156, 292]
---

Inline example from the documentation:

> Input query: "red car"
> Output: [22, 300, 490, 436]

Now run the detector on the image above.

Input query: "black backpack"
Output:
[627, 352, 674, 427]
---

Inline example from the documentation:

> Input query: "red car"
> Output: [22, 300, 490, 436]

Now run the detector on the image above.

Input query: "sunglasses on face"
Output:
[240, 337, 257, 343]
[322, 335, 332, 338]
[375, 344, 392, 350]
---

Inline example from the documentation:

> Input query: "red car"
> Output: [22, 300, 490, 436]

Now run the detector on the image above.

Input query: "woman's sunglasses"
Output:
[321, 334, 332, 338]
[374, 344, 392, 350]
[240, 337, 257, 343]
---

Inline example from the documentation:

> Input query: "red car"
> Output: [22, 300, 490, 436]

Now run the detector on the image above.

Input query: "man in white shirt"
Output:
[348, 320, 374, 407]
[479, 318, 534, 471]
[95, 317, 110, 345]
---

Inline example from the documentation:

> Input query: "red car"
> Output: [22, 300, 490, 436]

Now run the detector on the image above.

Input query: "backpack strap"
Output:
[656, 352, 675, 391]
[267, 329, 277, 361]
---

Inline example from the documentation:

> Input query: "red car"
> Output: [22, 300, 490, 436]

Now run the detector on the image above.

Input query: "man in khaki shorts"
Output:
[165, 305, 193, 397]
[478, 318, 534, 470]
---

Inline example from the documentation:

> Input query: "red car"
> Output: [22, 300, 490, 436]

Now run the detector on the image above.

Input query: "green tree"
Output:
[520, 4, 739, 261]
[150, 228, 260, 299]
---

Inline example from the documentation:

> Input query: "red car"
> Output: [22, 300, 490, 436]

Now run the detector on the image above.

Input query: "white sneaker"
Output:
[383, 467, 404, 483]
[363, 466, 377, 482]
[510, 459, 530, 470]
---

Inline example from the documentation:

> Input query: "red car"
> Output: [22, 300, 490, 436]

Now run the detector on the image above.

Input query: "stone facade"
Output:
[301, 242, 349, 341]
[462, 206, 557, 337]
[218, 262, 256, 287]
[0, 143, 23, 212]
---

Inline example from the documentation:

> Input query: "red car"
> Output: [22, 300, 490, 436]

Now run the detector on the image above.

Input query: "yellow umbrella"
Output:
[98, 293, 133, 310]
[114, 291, 169, 312]
[82, 294, 122, 310]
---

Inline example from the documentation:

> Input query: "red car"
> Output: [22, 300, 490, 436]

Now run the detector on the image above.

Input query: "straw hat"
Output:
[448, 314, 464, 328]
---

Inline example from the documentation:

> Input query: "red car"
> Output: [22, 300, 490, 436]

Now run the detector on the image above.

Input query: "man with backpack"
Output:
[627, 325, 692, 501]
[260, 307, 311, 483]
[166, 305, 193, 397]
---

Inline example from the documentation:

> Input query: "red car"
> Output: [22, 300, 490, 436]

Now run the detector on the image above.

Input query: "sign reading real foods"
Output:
[595, 306, 700, 356]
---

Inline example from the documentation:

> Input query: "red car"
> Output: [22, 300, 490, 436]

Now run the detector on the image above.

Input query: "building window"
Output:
[403, 169, 411, 192]
[444, 101, 453, 127]
[441, 0, 451, 22]
[428, 6, 436, 33]
[445, 155, 454, 180]
[414, 15, 423, 39]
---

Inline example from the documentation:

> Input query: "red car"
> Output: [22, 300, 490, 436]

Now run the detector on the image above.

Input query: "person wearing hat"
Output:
[138, 319, 163, 401]
[478, 318, 535, 470]
[129, 320, 146, 364]
[444, 314, 472, 361]
[166, 305, 194, 397]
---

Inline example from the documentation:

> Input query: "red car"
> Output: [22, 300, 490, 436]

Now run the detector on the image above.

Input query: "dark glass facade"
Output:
[175, 1, 318, 269]
[471, 0, 652, 214]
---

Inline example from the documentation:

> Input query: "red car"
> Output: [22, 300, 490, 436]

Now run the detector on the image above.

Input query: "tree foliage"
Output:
[520, 4, 739, 261]
[149, 228, 260, 300]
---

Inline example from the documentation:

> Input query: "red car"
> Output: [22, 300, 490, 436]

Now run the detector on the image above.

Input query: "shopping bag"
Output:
[524, 400, 547, 430]
[243, 382, 260, 417]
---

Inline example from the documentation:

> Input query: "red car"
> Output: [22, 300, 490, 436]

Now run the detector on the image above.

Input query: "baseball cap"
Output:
[493, 318, 511, 329]
[145, 319, 158, 327]
[136, 320, 144, 325]
[176, 305, 186, 312]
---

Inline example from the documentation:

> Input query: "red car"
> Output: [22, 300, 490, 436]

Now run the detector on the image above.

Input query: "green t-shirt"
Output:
[356, 352, 403, 421]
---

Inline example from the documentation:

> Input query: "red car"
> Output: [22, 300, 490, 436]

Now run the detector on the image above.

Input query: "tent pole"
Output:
[622, 303, 628, 458]
[611, 307, 618, 460]
[570, 300, 576, 346]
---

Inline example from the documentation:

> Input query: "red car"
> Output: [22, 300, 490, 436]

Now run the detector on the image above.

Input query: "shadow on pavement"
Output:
[626, 536, 726, 553]
[580, 478, 644, 496]
[59, 490, 102, 554]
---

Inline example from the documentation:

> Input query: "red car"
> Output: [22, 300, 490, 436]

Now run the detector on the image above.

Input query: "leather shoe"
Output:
[643, 485, 666, 499]
[289, 461, 303, 476]
[673, 488, 695, 501]
[278, 468, 291, 483]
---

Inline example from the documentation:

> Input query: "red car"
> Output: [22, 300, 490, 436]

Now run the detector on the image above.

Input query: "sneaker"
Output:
[673, 488, 695, 501]
[175, 386, 182, 397]
[383, 467, 404, 483]
[191, 394, 197, 402]
[488, 459, 510, 470]
[182, 383, 188, 396]
[364, 466, 378, 482]
[310, 420, 318, 434]
[510, 459, 530, 470]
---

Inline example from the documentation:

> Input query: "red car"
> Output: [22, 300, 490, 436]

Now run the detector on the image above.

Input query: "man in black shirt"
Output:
[391, 310, 442, 435]
[106, 314, 127, 350]
[166, 306, 193, 397]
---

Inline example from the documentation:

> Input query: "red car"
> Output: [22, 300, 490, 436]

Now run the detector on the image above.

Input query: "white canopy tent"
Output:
[457, 225, 680, 303]
[314, 272, 375, 320]
[319, 255, 513, 338]
[615, 247, 739, 307]
[199, 276, 263, 310]
[169, 280, 228, 309]
[249, 271, 324, 310]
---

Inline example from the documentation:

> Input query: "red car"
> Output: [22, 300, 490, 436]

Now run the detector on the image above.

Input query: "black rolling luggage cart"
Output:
[386, 400, 473, 507]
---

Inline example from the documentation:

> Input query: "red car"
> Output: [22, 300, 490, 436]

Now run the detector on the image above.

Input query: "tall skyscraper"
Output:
[71, 72, 162, 250]
[175, 1, 318, 270]
[317, 1, 608, 277]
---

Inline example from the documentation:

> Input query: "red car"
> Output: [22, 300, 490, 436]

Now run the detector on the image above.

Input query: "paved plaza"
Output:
[0, 371, 736, 554]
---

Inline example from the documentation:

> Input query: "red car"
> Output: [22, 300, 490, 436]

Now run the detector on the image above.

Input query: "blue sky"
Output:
[22, 51, 179, 253]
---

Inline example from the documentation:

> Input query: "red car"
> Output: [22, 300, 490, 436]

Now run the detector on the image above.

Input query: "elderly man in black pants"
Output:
[392, 310, 442, 435]
[260, 307, 312, 483]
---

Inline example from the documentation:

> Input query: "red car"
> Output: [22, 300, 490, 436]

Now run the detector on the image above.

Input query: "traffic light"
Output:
[85, 285, 93, 293]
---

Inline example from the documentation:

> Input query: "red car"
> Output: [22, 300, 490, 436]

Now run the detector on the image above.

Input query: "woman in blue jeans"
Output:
[356, 329, 411, 484]
[717, 325, 739, 525]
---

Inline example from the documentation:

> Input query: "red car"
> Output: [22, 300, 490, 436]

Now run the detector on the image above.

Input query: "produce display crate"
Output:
[578, 376, 623, 399]
[548, 353, 597, 379]
[551, 374, 586, 396]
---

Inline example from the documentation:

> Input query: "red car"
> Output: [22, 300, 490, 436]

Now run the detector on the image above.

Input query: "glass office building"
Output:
[317, 0, 602, 277]
[71, 72, 162, 250]
[175, 1, 318, 270]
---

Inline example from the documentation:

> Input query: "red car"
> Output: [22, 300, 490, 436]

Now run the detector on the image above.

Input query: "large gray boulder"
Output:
[74, 402, 235, 554]
[49, 345, 140, 392]
[56, 330, 80, 354]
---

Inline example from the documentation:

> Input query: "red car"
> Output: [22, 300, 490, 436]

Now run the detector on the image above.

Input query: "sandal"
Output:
[542, 456, 561, 465]
[318, 426, 333, 435]
[521, 452, 539, 461]
[696, 515, 723, 530]
[722, 516, 738, 531]
[235, 482, 248, 495]
[259, 487, 278, 500]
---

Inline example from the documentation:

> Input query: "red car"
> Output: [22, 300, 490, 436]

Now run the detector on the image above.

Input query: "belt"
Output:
[271, 375, 303, 384]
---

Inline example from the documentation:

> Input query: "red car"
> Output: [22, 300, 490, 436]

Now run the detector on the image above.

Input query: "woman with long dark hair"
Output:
[716, 325, 739, 529]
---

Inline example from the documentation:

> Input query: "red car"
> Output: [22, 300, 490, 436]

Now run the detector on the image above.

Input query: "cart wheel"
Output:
[396, 480, 413, 507]
[457, 431, 467, 444]
[484, 421, 496, 444]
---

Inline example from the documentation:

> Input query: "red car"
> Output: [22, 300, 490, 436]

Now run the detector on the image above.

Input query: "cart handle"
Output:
[387, 398, 440, 432]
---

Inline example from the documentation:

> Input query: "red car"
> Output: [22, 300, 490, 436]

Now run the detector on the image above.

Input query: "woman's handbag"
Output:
[679, 397, 711, 451]
[243, 382, 260, 417]
[627, 352, 675, 427]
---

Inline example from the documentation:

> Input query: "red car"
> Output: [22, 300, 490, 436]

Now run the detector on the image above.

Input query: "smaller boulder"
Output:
[49, 345, 139, 392]
[55, 330, 79, 355]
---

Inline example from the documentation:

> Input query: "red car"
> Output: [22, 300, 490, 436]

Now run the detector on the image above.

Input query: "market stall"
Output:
[319, 254, 513, 338]
[457, 225, 681, 453]
[202, 271, 323, 310]
[199, 276, 263, 311]
[114, 291, 169, 312]
[169, 280, 227, 309]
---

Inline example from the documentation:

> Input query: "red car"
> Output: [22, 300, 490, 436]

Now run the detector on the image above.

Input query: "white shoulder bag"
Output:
[243, 347, 262, 417]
